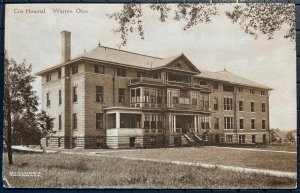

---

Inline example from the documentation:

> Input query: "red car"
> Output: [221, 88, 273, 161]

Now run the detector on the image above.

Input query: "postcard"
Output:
[3, 3, 296, 189]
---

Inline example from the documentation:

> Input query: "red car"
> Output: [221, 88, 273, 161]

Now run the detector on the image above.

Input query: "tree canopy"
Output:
[4, 53, 39, 164]
[107, 3, 295, 47]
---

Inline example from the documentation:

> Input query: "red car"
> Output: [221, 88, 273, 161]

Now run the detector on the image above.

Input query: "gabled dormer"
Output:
[152, 53, 200, 74]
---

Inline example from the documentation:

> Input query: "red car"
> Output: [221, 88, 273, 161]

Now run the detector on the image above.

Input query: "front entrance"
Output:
[129, 137, 136, 148]
[176, 115, 194, 134]
[215, 134, 220, 144]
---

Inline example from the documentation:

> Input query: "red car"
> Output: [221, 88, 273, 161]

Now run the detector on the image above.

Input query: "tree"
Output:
[108, 3, 295, 47]
[226, 3, 295, 40]
[37, 110, 55, 139]
[4, 52, 38, 165]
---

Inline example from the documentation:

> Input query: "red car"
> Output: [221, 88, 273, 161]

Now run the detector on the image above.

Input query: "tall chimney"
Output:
[61, 31, 71, 63]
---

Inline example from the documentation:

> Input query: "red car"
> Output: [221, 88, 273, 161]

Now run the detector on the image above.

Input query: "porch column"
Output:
[194, 116, 197, 132]
[198, 116, 201, 131]
[116, 112, 120, 128]
[141, 113, 144, 128]
[173, 115, 176, 133]
[169, 115, 173, 132]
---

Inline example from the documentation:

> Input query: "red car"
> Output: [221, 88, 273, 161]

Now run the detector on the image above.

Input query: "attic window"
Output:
[176, 62, 181, 68]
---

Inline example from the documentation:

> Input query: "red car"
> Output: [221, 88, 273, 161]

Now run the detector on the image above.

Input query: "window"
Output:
[251, 119, 255, 129]
[199, 81, 207, 85]
[203, 94, 209, 110]
[117, 68, 126, 77]
[46, 74, 51, 82]
[191, 92, 197, 105]
[224, 97, 233, 111]
[252, 135, 256, 143]
[59, 90, 62, 105]
[157, 114, 162, 128]
[239, 135, 245, 144]
[262, 120, 266, 129]
[137, 71, 145, 78]
[73, 113, 77, 130]
[94, 64, 105, 74]
[213, 98, 218, 110]
[224, 116, 234, 129]
[73, 86, 77, 102]
[263, 134, 267, 142]
[120, 114, 141, 128]
[201, 116, 210, 129]
[239, 119, 244, 130]
[226, 135, 233, 143]
[261, 90, 266, 96]
[157, 90, 162, 104]
[150, 89, 156, 103]
[223, 85, 234, 92]
[144, 114, 150, 129]
[58, 70, 61, 79]
[250, 89, 255, 94]
[238, 87, 243, 93]
[172, 90, 179, 104]
[176, 62, 182, 68]
[213, 83, 218, 90]
[96, 86, 104, 102]
[239, 101, 244, 111]
[261, 103, 266, 112]
[130, 88, 141, 104]
[151, 114, 156, 129]
[214, 118, 219, 129]
[47, 92, 51, 107]
[144, 88, 149, 103]
[58, 115, 62, 130]
[144, 114, 162, 129]
[71, 65, 78, 75]
[119, 88, 125, 104]
[96, 113, 103, 129]
[251, 102, 255, 112]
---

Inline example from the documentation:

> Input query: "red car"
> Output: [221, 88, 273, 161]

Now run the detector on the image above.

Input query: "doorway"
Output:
[215, 134, 220, 144]
[176, 115, 194, 133]
[129, 137, 136, 148]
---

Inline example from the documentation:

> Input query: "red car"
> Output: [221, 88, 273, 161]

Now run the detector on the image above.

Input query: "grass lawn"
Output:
[100, 147, 296, 172]
[3, 152, 296, 189]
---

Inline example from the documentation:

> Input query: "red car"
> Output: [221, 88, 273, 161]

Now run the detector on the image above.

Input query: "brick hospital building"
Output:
[36, 31, 272, 149]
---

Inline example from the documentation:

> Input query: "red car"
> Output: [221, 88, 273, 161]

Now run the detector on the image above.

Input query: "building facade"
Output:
[36, 31, 271, 149]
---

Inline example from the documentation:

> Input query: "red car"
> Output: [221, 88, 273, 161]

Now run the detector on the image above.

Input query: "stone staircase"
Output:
[181, 133, 205, 146]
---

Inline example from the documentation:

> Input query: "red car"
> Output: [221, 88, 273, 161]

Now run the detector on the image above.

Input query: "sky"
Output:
[5, 4, 296, 131]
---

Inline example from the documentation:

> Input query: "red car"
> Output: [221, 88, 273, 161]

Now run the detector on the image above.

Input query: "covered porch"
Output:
[165, 114, 211, 134]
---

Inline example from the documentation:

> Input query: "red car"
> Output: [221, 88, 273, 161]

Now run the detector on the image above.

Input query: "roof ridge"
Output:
[95, 45, 163, 60]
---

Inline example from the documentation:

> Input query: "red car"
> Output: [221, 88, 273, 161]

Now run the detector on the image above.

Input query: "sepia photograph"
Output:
[3, 3, 297, 189]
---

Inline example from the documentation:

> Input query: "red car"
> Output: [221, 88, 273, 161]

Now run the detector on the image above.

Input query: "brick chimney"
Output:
[61, 31, 71, 63]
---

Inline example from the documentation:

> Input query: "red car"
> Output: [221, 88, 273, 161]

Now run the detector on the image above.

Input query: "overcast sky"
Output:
[5, 4, 296, 131]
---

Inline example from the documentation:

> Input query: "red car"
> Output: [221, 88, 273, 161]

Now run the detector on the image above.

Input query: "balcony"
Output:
[166, 81, 190, 87]
[130, 77, 164, 85]
[192, 83, 211, 91]
[129, 77, 211, 91]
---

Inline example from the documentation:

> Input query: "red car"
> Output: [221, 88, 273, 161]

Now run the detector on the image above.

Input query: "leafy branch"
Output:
[225, 3, 295, 40]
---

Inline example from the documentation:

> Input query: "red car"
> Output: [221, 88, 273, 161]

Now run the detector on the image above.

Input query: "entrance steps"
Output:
[181, 133, 205, 146]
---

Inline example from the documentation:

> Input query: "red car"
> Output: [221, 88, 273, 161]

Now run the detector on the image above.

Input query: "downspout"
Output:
[267, 90, 270, 143]
[113, 69, 116, 106]
[234, 88, 238, 144]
